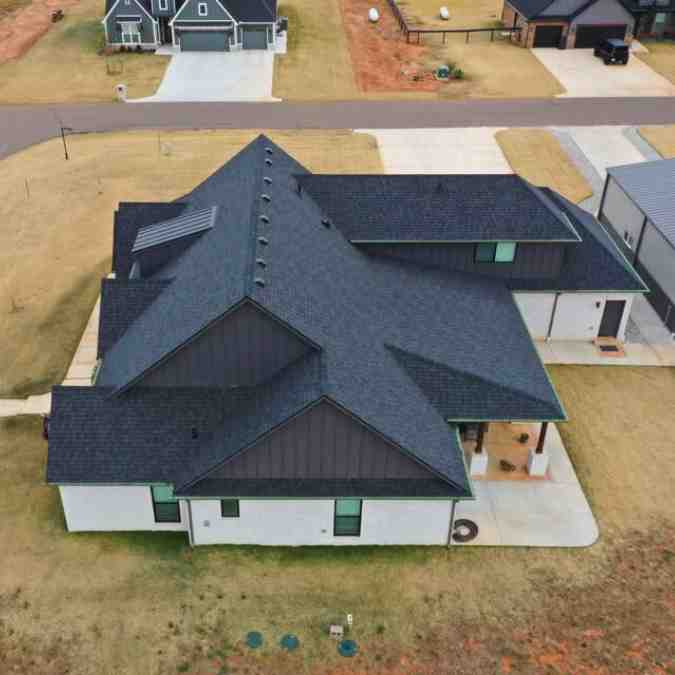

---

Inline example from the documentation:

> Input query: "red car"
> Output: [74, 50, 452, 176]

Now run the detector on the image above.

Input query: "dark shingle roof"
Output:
[113, 202, 187, 278]
[505, 0, 559, 17]
[98, 279, 173, 358]
[223, 0, 277, 22]
[50, 136, 570, 498]
[297, 174, 580, 242]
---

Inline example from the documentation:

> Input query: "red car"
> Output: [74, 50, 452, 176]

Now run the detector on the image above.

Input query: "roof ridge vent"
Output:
[258, 236, 269, 245]
[259, 214, 270, 224]
[261, 194, 271, 202]
[255, 277, 266, 287]
[256, 258, 267, 268]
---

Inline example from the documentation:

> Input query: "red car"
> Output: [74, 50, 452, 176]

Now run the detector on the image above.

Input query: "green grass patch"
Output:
[59, 18, 106, 53]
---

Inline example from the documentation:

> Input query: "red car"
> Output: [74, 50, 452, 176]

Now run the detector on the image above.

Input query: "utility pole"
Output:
[61, 126, 73, 160]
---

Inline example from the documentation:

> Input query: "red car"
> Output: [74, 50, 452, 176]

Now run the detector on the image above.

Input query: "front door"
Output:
[599, 300, 626, 338]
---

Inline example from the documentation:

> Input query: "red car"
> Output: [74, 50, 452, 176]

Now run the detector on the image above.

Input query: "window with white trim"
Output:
[120, 21, 141, 44]
[198, 2, 208, 16]
[159, 0, 168, 9]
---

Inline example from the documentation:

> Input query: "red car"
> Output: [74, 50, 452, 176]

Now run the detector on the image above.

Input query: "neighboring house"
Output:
[502, 0, 637, 48]
[46, 136, 645, 546]
[598, 158, 675, 335]
[620, 0, 675, 38]
[102, 0, 277, 51]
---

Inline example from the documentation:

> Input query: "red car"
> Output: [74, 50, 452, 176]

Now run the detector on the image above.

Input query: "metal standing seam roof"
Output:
[132, 206, 217, 253]
[607, 159, 675, 251]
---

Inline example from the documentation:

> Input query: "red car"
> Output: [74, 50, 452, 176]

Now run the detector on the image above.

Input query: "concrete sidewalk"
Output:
[454, 424, 598, 547]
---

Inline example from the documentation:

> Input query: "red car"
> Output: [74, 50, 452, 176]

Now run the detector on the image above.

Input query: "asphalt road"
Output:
[2, 98, 675, 158]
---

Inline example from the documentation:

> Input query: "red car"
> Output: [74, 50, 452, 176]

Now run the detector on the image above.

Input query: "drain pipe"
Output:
[546, 292, 561, 342]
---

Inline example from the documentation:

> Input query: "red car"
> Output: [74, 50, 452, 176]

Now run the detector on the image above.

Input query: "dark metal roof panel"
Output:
[132, 206, 216, 253]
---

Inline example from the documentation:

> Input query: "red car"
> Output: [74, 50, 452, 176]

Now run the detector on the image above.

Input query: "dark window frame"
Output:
[220, 499, 240, 518]
[333, 499, 363, 537]
[150, 486, 181, 524]
[474, 242, 518, 264]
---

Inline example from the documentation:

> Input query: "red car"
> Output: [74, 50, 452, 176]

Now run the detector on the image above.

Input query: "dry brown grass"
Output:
[0, 0, 30, 19]
[639, 124, 675, 159]
[0, 0, 169, 102]
[273, 0, 359, 100]
[398, 0, 502, 28]
[1, 366, 674, 673]
[635, 40, 675, 86]
[0, 130, 383, 397]
[495, 128, 593, 203]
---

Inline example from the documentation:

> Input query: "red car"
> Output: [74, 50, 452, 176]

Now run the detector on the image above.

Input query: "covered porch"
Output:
[461, 421, 552, 480]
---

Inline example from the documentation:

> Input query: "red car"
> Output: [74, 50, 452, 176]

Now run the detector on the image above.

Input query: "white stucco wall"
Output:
[189, 499, 453, 546]
[549, 293, 634, 341]
[602, 177, 645, 249]
[513, 292, 556, 339]
[59, 485, 189, 533]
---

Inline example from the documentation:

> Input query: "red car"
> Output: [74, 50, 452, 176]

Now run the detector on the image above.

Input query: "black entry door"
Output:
[599, 300, 626, 337]
[533, 25, 563, 47]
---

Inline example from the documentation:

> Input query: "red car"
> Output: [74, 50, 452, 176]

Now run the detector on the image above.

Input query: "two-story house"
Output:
[46, 136, 646, 546]
[103, 0, 277, 51]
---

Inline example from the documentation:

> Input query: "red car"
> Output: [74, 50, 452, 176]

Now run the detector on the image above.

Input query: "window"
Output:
[198, 2, 208, 15]
[120, 21, 141, 44]
[220, 499, 240, 518]
[159, 0, 168, 9]
[151, 485, 180, 523]
[475, 242, 517, 263]
[334, 499, 362, 536]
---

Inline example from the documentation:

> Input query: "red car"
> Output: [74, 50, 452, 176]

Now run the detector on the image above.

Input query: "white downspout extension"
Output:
[186, 500, 195, 547]
[546, 292, 561, 342]
[446, 500, 457, 546]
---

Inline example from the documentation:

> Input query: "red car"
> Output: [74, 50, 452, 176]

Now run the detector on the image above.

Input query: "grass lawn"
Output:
[639, 124, 675, 158]
[0, 130, 383, 398]
[0, 0, 169, 102]
[397, 0, 502, 28]
[1, 366, 674, 673]
[635, 40, 675, 85]
[273, 0, 359, 100]
[496, 128, 593, 203]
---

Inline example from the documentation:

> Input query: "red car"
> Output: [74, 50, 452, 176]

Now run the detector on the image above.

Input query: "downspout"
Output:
[597, 175, 610, 220]
[546, 292, 561, 341]
[186, 499, 195, 547]
[446, 500, 457, 546]
[633, 216, 648, 266]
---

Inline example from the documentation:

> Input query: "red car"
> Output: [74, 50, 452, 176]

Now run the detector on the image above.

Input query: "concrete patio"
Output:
[454, 423, 598, 547]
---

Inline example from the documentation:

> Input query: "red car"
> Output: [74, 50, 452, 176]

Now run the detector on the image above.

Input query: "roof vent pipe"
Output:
[265, 158, 273, 166]
[321, 218, 332, 228]
[263, 177, 272, 185]
[260, 215, 270, 224]
[255, 277, 266, 287]
[265, 147, 274, 155]
[261, 194, 271, 202]
[256, 258, 267, 268]
[258, 236, 269, 245]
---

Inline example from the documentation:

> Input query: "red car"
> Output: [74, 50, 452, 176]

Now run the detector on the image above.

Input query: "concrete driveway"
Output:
[134, 50, 278, 102]
[532, 48, 675, 98]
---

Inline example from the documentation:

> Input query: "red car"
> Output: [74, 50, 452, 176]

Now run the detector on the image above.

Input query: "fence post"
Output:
[465, 31, 469, 43]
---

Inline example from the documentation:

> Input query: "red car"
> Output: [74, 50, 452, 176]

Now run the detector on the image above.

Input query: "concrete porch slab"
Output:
[453, 424, 598, 547]
[536, 339, 667, 366]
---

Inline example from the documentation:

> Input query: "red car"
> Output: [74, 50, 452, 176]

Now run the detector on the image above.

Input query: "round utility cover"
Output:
[338, 639, 359, 657]
[246, 631, 263, 649]
[280, 634, 300, 651]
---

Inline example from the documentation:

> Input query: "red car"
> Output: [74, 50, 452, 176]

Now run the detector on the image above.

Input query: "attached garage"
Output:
[533, 25, 564, 47]
[574, 24, 627, 48]
[242, 26, 268, 49]
[179, 29, 230, 51]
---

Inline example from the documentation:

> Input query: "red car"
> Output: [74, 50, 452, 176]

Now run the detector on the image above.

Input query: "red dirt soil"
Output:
[340, 0, 439, 93]
[0, 0, 81, 64]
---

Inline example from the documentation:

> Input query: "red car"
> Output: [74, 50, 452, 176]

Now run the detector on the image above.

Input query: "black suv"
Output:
[593, 39, 630, 65]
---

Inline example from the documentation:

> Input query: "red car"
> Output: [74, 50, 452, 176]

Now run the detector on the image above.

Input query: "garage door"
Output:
[180, 31, 229, 51]
[574, 24, 627, 48]
[533, 25, 563, 48]
[242, 27, 268, 49]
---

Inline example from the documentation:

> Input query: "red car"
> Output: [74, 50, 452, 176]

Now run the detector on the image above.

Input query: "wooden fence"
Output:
[384, 0, 521, 44]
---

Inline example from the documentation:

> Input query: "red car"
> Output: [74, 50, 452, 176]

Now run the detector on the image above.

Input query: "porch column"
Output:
[470, 422, 489, 477]
[528, 421, 550, 476]
[536, 421, 549, 454]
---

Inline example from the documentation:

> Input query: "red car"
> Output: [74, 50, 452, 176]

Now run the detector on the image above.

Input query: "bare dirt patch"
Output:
[1, 367, 674, 674]
[639, 124, 675, 158]
[0, 130, 382, 397]
[496, 128, 593, 203]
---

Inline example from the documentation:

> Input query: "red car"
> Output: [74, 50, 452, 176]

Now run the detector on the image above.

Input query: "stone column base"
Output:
[470, 451, 489, 477]
[527, 450, 550, 477]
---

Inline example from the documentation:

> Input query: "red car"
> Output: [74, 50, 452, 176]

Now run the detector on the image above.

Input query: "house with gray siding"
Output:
[102, 0, 277, 51]
[46, 136, 645, 547]
[599, 158, 675, 335]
